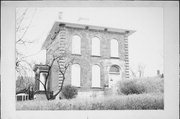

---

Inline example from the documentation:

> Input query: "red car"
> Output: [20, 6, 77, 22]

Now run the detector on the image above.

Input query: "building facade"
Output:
[36, 22, 135, 98]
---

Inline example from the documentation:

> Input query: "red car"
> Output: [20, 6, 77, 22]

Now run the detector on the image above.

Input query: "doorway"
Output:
[109, 65, 121, 88]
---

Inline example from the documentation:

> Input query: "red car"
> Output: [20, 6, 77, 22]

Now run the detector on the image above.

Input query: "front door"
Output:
[109, 74, 120, 88]
[108, 65, 121, 93]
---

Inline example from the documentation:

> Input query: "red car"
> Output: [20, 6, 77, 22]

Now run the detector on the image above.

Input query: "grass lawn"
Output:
[16, 77, 164, 110]
[16, 93, 163, 110]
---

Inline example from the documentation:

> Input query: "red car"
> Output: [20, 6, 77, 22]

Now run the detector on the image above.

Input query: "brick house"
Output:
[34, 22, 135, 98]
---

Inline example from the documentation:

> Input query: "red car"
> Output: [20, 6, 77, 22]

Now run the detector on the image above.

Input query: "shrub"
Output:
[16, 93, 164, 110]
[61, 85, 78, 99]
[118, 80, 146, 95]
[117, 78, 164, 95]
[16, 76, 35, 93]
[139, 78, 164, 93]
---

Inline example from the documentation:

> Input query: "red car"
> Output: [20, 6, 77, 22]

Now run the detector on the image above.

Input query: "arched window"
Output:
[111, 39, 119, 57]
[71, 64, 81, 87]
[109, 65, 120, 73]
[92, 65, 101, 87]
[72, 35, 81, 54]
[91, 37, 100, 56]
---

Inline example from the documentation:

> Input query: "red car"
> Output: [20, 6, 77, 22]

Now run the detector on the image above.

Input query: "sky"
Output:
[16, 7, 163, 77]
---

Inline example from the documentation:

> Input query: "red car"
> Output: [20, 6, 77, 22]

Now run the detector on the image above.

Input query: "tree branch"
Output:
[16, 8, 36, 45]
[16, 8, 37, 76]
[35, 78, 45, 88]
[16, 8, 28, 32]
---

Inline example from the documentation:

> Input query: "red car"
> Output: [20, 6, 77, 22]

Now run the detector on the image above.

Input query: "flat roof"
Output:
[57, 21, 135, 35]
[42, 21, 136, 49]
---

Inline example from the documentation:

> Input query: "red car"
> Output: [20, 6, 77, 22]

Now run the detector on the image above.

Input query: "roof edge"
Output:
[41, 21, 136, 50]
[58, 21, 136, 35]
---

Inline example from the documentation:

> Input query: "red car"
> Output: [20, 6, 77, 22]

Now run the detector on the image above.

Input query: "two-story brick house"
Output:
[34, 22, 135, 98]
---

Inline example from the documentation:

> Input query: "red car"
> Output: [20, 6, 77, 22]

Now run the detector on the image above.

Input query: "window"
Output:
[110, 39, 119, 57]
[91, 37, 100, 56]
[72, 35, 81, 54]
[71, 64, 81, 87]
[109, 65, 120, 73]
[92, 65, 101, 87]
[39, 73, 45, 90]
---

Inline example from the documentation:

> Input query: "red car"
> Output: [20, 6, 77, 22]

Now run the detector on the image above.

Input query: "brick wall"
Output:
[46, 25, 128, 93]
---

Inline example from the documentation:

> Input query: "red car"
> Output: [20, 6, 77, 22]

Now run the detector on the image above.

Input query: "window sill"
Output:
[91, 55, 101, 57]
[71, 54, 81, 56]
[109, 72, 120, 75]
[75, 87, 81, 88]
[91, 87, 102, 89]
[72, 86, 81, 88]
[110, 57, 120, 59]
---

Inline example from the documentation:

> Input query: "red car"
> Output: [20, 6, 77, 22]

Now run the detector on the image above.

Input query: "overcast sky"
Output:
[17, 7, 163, 77]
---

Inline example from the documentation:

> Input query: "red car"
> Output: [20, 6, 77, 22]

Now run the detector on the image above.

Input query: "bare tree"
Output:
[138, 64, 145, 78]
[34, 52, 74, 100]
[129, 68, 137, 78]
[16, 8, 37, 76]
[16, 76, 35, 93]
